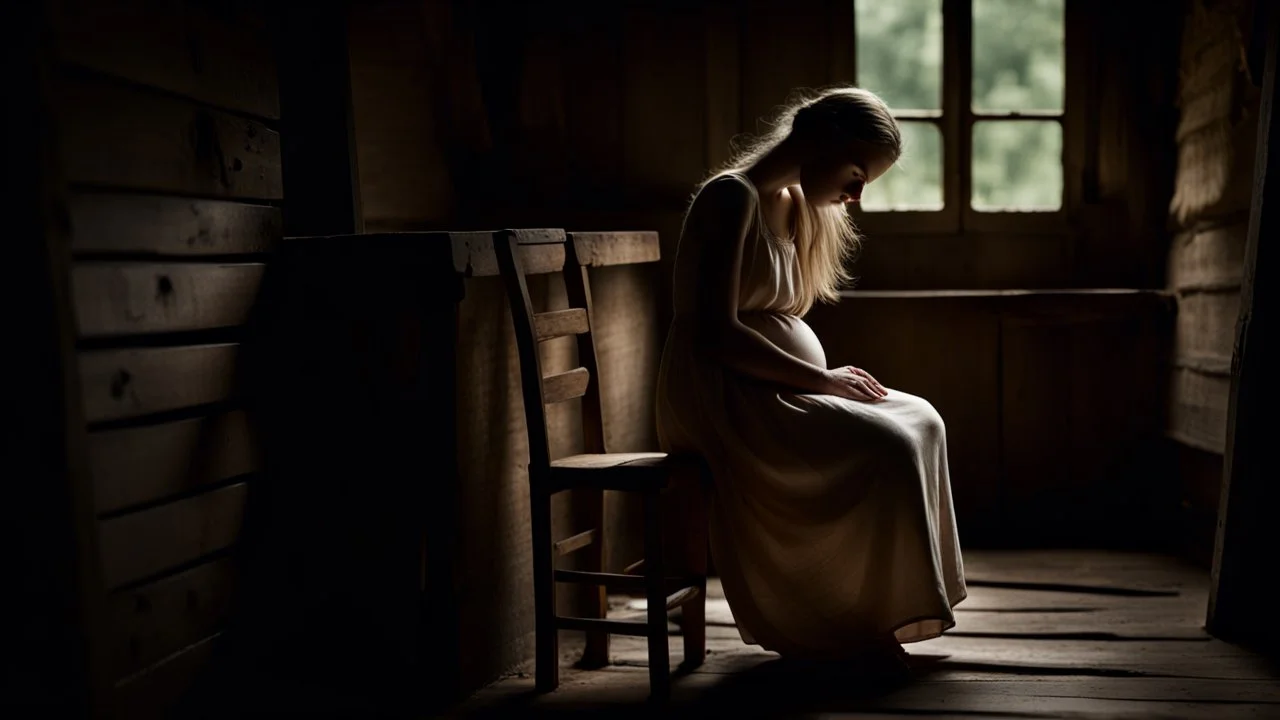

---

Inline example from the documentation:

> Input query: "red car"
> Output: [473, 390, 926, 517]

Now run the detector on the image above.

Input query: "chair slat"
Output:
[553, 528, 596, 557]
[555, 616, 650, 636]
[534, 308, 588, 341]
[553, 569, 700, 592]
[665, 585, 701, 611]
[556, 569, 645, 591]
[543, 367, 589, 404]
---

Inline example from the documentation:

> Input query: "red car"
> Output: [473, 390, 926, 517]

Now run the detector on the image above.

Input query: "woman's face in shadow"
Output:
[800, 140, 897, 206]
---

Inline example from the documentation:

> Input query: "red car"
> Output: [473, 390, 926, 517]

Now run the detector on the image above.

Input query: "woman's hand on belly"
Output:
[819, 365, 888, 402]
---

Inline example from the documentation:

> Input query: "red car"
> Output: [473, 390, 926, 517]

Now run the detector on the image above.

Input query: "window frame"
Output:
[847, 0, 1074, 237]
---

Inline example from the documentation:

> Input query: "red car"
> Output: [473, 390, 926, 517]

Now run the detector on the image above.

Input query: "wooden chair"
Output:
[494, 228, 708, 700]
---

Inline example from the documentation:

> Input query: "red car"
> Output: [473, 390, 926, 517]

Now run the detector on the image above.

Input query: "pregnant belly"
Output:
[739, 312, 828, 368]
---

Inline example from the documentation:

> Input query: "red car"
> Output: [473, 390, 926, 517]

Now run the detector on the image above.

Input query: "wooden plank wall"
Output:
[45, 1, 279, 715]
[1165, 0, 1260, 563]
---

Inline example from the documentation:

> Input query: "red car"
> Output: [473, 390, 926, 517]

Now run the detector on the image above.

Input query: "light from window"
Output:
[853, 0, 1065, 214]
[971, 0, 1064, 211]
[972, 0, 1063, 112]
[855, 0, 944, 211]
[972, 121, 1062, 210]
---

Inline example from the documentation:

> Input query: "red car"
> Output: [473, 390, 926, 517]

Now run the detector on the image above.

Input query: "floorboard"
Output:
[443, 551, 1280, 719]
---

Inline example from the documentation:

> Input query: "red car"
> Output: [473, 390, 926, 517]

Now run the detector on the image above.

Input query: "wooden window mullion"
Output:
[944, 0, 973, 229]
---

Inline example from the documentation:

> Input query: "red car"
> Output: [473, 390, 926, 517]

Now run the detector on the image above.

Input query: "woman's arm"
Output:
[689, 177, 882, 402]
[689, 178, 832, 393]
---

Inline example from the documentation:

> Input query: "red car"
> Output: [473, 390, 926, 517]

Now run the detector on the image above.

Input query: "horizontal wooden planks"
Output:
[458, 231, 660, 276]
[297, 230, 660, 278]
[534, 308, 589, 341]
[1166, 218, 1242, 455]
[1173, 289, 1240, 361]
[109, 557, 237, 679]
[1168, 366, 1232, 454]
[464, 554, 1280, 716]
[570, 232, 661, 267]
[79, 344, 240, 423]
[50, 0, 279, 119]
[99, 482, 247, 588]
[73, 263, 265, 337]
[69, 193, 280, 256]
[840, 289, 1176, 319]
[53, 73, 282, 199]
[1167, 222, 1247, 292]
[454, 234, 567, 277]
[89, 410, 259, 514]
[112, 633, 218, 720]
[543, 367, 591, 404]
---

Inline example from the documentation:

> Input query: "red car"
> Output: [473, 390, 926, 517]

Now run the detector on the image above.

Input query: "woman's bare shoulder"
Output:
[688, 173, 755, 227]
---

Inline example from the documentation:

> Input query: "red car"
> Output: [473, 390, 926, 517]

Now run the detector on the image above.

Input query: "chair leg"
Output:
[532, 487, 559, 692]
[643, 490, 671, 701]
[681, 482, 708, 669]
[581, 488, 610, 668]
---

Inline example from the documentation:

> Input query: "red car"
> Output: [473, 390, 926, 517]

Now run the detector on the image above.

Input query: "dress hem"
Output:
[734, 589, 969, 656]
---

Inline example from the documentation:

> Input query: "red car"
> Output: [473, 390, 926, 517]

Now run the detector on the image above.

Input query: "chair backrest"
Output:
[495, 229, 607, 478]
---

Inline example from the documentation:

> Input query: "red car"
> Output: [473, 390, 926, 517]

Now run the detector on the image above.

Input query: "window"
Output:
[851, 0, 1066, 232]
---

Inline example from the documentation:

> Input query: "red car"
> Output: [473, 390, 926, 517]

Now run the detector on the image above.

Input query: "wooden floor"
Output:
[442, 551, 1280, 719]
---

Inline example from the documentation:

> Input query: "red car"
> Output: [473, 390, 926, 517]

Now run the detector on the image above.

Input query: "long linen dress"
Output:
[656, 172, 967, 658]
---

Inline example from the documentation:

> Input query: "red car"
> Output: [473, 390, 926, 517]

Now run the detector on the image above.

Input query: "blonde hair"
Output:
[700, 86, 901, 316]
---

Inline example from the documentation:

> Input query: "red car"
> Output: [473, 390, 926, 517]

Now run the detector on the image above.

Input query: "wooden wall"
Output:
[344, 0, 1184, 296]
[343, 0, 1183, 302]
[1165, 0, 1262, 564]
[16, 1, 280, 716]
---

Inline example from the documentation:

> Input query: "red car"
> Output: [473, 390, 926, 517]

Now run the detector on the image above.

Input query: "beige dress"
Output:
[656, 172, 966, 658]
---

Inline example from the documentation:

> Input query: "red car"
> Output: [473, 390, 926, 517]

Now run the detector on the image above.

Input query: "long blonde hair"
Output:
[699, 86, 901, 316]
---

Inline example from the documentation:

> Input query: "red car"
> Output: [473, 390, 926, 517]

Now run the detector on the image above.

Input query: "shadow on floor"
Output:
[943, 631, 1211, 642]
[964, 579, 1180, 597]
[450, 652, 1195, 719]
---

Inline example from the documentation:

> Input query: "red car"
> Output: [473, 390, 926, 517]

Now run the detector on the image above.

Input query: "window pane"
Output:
[971, 120, 1062, 211]
[861, 121, 943, 211]
[855, 0, 942, 111]
[972, 0, 1064, 112]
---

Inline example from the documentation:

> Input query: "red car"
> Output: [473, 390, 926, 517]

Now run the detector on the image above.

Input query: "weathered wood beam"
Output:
[1208, 0, 1280, 651]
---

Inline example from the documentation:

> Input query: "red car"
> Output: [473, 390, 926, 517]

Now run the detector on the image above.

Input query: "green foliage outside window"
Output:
[854, 0, 1064, 212]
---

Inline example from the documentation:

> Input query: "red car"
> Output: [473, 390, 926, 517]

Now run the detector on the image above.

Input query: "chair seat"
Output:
[550, 452, 703, 492]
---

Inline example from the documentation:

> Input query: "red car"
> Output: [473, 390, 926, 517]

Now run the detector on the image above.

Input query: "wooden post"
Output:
[1207, 0, 1280, 650]
[5, 0, 110, 714]
[276, 0, 363, 237]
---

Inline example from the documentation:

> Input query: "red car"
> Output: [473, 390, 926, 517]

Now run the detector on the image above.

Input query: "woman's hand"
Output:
[819, 366, 889, 402]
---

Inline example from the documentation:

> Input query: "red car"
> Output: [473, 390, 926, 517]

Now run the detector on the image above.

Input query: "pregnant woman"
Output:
[656, 86, 966, 670]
